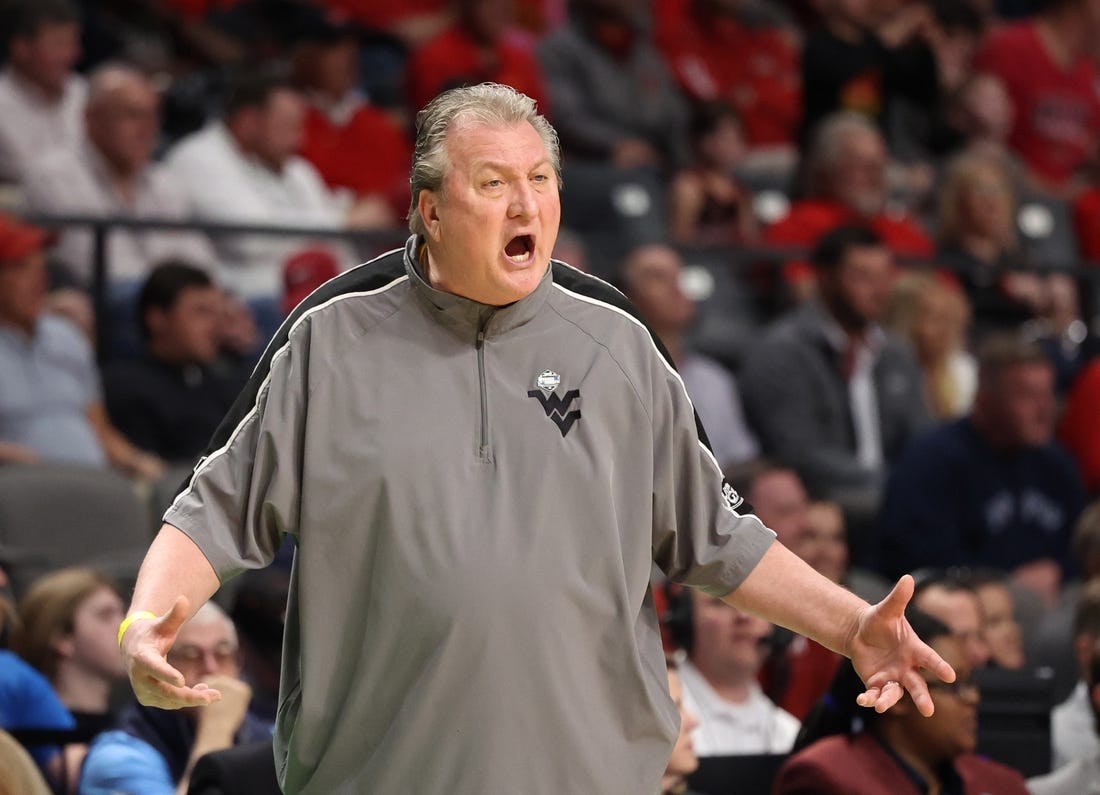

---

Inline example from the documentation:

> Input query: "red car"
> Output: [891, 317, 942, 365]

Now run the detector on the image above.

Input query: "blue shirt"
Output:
[876, 418, 1086, 578]
[0, 315, 105, 465]
[0, 650, 75, 770]
[79, 731, 174, 795]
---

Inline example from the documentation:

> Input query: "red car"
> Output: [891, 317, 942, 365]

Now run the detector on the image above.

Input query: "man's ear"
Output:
[50, 633, 75, 660]
[418, 189, 442, 241]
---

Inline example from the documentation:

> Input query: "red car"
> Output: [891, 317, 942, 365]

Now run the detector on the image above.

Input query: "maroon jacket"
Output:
[772, 733, 1029, 795]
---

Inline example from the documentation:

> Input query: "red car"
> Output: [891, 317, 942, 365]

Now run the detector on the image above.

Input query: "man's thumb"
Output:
[157, 595, 191, 636]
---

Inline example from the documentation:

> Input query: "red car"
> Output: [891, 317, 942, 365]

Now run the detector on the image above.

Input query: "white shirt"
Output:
[1029, 753, 1100, 795]
[679, 659, 800, 756]
[21, 141, 218, 286]
[164, 122, 352, 299]
[820, 317, 885, 470]
[0, 68, 86, 184]
[1052, 680, 1100, 768]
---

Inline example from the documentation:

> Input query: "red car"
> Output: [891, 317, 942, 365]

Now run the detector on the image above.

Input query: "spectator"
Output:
[227, 567, 290, 728]
[773, 610, 1030, 794]
[662, 656, 701, 795]
[1060, 359, 1100, 495]
[740, 225, 932, 522]
[802, 498, 891, 603]
[0, 213, 165, 477]
[163, 66, 357, 335]
[0, 0, 84, 184]
[972, 0, 1100, 195]
[12, 568, 126, 736]
[78, 602, 270, 795]
[618, 243, 759, 469]
[885, 272, 977, 419]
[667, 102, 759, 247]
[21, 63, 219, 290]
[725, 460, 842, 721]
[102, 262, 247, 464]
[656, 0, 801, 153]
[665, 586, 800, 756]
[405, 0, 548, 115]
[0, 595, 75, 788]
[799, 0, 940, 145]
[912, 572, 993, 669]
[941, 72, 1016, 159]
[763, 113, 934, 298]
[537, 0, 689, 170]
[1047, 579, 1100, 769]
[970, 569, 1026, 670]
[876, 335, 1087, 606]
[292, 12, 412, 226]
[1030, 634, 1100, 794]
[1072, 144, 1100, 263]
[936, 150, 1044, 333]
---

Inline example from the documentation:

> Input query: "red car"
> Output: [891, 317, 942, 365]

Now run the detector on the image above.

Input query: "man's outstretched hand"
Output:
[847, 574, 956, 716]
[120, 595, 223, 710]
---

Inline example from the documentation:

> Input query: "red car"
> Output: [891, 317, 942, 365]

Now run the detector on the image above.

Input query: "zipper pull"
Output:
[476, 329, 486, 348]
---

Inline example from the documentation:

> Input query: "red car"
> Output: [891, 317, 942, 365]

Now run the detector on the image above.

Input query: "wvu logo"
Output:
[527, 389, 581, 438]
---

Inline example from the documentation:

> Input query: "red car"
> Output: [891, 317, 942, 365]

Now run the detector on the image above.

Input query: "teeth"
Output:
[509, 250, 532, 263]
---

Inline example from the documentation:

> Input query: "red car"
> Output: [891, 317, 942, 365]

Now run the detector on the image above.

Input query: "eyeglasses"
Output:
[167, 642, 240, 669]
[926, 678, 979, 699]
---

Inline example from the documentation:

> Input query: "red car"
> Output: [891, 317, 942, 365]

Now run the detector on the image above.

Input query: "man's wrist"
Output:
[118, 611, 158, 647]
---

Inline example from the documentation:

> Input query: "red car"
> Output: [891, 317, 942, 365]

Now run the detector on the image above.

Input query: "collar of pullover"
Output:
[403, 236, 553, 339]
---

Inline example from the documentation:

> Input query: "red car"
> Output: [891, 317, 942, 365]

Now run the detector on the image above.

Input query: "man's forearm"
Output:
[129, 524, 221, 618]
[723, 541, 868, 658]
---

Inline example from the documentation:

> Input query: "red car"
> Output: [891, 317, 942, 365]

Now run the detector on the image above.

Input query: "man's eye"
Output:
[532, 174, 548, 183]
[485, 179, 503, 188]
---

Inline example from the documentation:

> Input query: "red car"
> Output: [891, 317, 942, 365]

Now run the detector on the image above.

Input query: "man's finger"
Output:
[139, 676, 222, 709]
[133, 648, 186, 688]
[919, 644, 957, 684]
[903, 668, 936, 717]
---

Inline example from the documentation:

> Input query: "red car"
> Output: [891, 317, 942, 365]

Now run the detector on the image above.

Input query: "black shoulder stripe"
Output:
[550, 261, 719, 464]
[195, 248, 407, 469]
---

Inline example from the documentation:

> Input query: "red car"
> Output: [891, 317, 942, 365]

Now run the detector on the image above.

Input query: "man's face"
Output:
[747, 469, 808, 548]
[10, 22, 80, 95]
[689, 591, 772, 675]
[800, 501, 848, 584]
[974, 582, 1024, 670]
[419, 120, 560, 306]
[150, 285, 223, 364]
[87, 79, 160, 176]
[985, 363, 1056, 448]
[168, 618, 241, 688]
[68, 585, 127, 681]
[915, 585, 991, 669]
[0, 251, 47, 331]
[821, 244, 894, 329]
[833, 129, 888, 216]
[622, 245, 695, 333]
[254, 89, 307, 170]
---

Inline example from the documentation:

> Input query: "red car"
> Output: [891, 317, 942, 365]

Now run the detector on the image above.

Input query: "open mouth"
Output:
[504, 234, 534, 263]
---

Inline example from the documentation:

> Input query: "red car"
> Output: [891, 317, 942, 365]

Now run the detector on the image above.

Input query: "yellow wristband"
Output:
[117, 611, 158, 647]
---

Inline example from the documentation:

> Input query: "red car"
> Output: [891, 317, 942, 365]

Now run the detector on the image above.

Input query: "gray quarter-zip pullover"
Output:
[164, 236, 775, 794]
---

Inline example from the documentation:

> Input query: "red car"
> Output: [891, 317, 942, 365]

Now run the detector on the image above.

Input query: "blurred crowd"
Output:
[3, 0, 1100, 792]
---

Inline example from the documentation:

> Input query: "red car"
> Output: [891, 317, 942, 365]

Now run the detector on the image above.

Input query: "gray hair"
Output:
[408, 83, 562, 236]
[185, 600, 238, 646]
[805, 111, 880, 197]
[86, 61, 151, 108]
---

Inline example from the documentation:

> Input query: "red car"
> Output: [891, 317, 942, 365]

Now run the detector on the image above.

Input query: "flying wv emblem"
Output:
[527, 370, 581, 438]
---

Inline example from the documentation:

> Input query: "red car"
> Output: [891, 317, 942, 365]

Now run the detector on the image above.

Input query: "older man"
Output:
[22, 63, 218, 289]
[80, 603, 267, 795]
[119, 84, 953, 794]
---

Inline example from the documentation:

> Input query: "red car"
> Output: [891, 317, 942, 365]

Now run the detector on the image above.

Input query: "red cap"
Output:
[0, 214, 47, 265]
[282, 247, 339, 316]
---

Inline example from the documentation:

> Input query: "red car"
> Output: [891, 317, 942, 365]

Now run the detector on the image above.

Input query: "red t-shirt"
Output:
[763, 199, 934, 284]
[405, 26, 549, 114]
[299, 103, 412, 209]
[1059, 359, 1100, 494]
[973, 22, 1100, 186]
[1073, 185, 1100, 264]
[657, 9, 801, 146]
